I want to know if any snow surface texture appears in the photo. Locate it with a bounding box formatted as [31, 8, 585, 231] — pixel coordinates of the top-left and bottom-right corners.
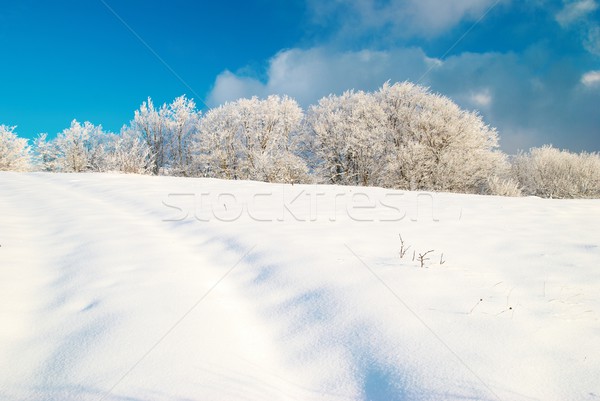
[0, 172, 599, 401]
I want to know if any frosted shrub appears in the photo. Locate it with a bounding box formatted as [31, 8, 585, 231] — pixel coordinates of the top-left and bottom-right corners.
[484, 175, 522, 197]
[513, 145, 600, 198]
[0, 125, 31, 171]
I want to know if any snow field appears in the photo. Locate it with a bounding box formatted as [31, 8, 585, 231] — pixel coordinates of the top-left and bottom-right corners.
[0, 172, 599, 400]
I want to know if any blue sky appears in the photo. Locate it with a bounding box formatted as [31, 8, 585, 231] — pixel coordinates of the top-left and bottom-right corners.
[1, 0, 599, 153]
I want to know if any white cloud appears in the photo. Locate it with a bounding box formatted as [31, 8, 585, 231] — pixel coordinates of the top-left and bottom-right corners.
[556, 0, 598, 26]
[306, 0, 506, 39]
[581, 70, 600, 86]
[469, 89, 493, 107]
[584, 25, 600, 55]
[208, 71, 266, 105]
[401, 0, 504, 34]
[208, 47, 436, 107]
[555, 0, 600, 56]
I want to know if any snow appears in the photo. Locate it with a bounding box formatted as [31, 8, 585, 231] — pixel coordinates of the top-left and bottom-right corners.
[1, 172, 599, 401]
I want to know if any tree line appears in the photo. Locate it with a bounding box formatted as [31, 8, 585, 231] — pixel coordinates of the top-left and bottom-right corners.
[1, 81, 598, 198]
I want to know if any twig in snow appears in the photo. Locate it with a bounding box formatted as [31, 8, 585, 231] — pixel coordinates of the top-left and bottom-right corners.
[506, 288, 514, 307]
[496, 306, 513, 316]
[399, 234, 411, 258]
[469, 298, 483, 314]
[417, 250, 434, 268]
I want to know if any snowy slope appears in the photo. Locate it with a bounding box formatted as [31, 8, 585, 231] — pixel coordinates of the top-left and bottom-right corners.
[0, 172, 599, 401]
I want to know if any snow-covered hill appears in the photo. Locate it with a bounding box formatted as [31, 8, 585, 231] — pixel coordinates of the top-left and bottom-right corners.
[1, 172, 599, 401]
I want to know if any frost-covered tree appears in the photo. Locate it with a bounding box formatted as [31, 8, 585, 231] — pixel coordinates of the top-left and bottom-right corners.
[52, 120, 114, 172]
[108, 127, 154, 174]
[236, 95, 307, 182]
[193, 95, 308, 183]
[194, 102, 242, 179]
[131, 98, 169, 174]
[33, 133, 60, 172]
[375, 82, 506, 193]
[87, 129, 117, 172]
[54, 120, 91, 172]
[304, 82, 507, 193]
[129, 95, 200, 175]
[305, 90, 387, 186]
[34, 122, 153, 174]
[0, 125, 31, 171]
[512, 145, 600, 198]
[165, 95, 200, 176]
